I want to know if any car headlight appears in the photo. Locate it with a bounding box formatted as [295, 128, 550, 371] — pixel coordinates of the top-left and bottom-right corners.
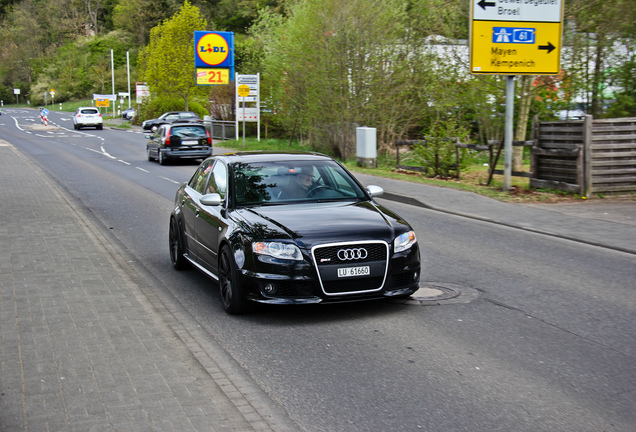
[394, 231, 416, 253]
[252, 242, 302, 261]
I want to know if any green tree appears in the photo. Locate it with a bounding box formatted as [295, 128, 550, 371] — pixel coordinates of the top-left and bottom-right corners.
[564, 0, 636, 117]
[253, 0, 442, 156]
[112, 0, 178, 45]
[138, 0, 207, 111]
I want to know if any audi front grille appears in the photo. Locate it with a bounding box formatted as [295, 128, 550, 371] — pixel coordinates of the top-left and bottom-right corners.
[311, 241, 389, 296]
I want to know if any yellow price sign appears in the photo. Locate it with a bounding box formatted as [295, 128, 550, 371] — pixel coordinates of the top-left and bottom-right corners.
[196, 68, 230, 85]
[95, 99, 109, 107]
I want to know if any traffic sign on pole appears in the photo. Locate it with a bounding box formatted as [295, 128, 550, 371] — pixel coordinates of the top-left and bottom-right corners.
[469, 0, 564, 75]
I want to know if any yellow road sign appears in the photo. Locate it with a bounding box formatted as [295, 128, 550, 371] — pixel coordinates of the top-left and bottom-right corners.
[470, 0, 564, 76]
[470, 20, 562, 75]
[237, 84, 250, 97]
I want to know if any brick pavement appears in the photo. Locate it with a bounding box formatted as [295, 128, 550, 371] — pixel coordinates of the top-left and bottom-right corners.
[0, 141, 287, 431]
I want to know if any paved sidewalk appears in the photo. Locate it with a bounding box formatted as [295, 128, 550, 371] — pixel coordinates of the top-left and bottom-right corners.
[0, 142, 290, 431]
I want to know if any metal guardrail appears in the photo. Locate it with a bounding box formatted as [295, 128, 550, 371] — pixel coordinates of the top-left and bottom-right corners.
[203, 119, 236, 141]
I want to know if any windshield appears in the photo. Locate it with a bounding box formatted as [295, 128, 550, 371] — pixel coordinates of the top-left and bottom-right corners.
[171, 126, 207, 137]
[232, 160, 368, 206]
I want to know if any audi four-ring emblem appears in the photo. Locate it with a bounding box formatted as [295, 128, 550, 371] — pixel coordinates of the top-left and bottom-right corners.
[337, 248, 368, 260]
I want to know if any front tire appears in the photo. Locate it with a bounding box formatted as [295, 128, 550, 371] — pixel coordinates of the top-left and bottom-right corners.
[169, 218, 188, 270]
[218, 245, 250, 314]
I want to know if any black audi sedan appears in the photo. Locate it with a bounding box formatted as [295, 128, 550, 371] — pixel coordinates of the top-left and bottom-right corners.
[169, 152, 421, 313]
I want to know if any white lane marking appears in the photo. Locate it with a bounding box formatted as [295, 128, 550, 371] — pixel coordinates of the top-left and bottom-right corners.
[136, 167, 149, 173]
[160, 176, 180, 184]
[11, 116, 24, 131]
[118, 160, 131, 165]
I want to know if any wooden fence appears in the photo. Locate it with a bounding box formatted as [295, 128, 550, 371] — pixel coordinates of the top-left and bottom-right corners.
[531, 116, 636, 196]
[394, 116, 636, 196]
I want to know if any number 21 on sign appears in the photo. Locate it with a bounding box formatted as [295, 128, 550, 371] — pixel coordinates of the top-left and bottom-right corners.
[196, 68, 229, 85]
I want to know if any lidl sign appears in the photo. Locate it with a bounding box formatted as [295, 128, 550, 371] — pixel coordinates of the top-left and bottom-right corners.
[194, 31, 234, 68]
[470, 0, 564, 75]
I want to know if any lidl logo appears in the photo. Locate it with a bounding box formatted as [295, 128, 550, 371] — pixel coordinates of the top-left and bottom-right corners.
[195, 31, 233, 68]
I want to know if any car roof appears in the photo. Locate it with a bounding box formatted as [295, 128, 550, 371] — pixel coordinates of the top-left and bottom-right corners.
[165, 122, 205, 128]
[213, 151, 333, 164]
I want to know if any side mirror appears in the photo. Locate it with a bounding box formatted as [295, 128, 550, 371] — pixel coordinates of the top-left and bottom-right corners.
[200, 193, 222, 206]
[144, 134, 153, 139]
[366, 185, 384, 197]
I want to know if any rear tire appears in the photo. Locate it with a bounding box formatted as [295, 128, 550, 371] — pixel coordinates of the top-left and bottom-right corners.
[218, 245, 250, 314]
[146, 147, 154, 161]
[158, 150, 166, 165]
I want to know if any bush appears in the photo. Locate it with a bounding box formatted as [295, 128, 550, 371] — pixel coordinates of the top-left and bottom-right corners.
[411, 120, 471, 178]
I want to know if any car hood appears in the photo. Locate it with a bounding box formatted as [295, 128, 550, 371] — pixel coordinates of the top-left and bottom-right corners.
[233, 200, 409, 248]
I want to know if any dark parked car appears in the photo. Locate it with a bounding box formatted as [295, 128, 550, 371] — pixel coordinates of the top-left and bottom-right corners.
[146, 123, 212, 165]
[142, 111, 201, 131]
[121, 107, 136, 120]
[169, 152, 421, 314]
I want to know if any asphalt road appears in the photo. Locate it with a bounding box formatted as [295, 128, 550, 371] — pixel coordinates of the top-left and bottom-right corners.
[2, 108, 635, 431]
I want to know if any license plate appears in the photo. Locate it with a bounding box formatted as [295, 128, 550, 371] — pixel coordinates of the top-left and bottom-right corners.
[337, 266, 370, 278]
[182, 140, 197, 145]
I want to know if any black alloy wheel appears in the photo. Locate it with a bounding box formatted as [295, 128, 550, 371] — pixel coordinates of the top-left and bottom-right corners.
[146, 147, 154, 161]
[169, 218, 188, 270]
[158, 150, 166, 165]
[218, 245, 249, 314]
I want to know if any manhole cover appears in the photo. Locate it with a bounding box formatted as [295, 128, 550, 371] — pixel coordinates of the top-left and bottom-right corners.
[388, 282, 479, 306]
[411, 284, 460, 301]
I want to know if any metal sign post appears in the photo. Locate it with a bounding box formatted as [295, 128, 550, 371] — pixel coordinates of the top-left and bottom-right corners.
[504, 76, 515, 191]
[235, 74, 261, 143]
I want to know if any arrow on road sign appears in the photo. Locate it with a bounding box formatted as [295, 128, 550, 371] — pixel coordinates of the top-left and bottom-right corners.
[478, 0, 496, 10]
[538, 42, 556, 53]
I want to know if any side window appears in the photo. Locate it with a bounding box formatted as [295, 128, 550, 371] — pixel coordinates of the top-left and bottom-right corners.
[189, 160, 214, 193]
[206, 161, 228, 198]
[329, 168, 356, 195]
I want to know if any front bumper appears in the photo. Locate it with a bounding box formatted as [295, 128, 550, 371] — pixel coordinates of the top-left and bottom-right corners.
[239, 244, 421, 305]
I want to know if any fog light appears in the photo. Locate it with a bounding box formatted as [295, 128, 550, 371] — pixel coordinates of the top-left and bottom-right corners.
[263, 283, 277, 295]
[413, 271, 418, 281]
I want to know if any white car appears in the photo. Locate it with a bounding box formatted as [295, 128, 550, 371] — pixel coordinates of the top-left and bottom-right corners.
[73, 107, 103, 130]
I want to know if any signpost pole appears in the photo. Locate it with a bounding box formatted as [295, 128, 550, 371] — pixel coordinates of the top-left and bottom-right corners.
[242, 99, 246, 147]
[503, 75, 515, 191]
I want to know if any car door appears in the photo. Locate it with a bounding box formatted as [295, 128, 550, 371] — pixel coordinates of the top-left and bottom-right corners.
[147, 126, 163, 158]
[180, 159, 214, 261]
[195, 160, 228, 273]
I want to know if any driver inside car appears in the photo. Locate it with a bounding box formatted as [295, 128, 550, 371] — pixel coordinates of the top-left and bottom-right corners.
[280, 167, 316, 199]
